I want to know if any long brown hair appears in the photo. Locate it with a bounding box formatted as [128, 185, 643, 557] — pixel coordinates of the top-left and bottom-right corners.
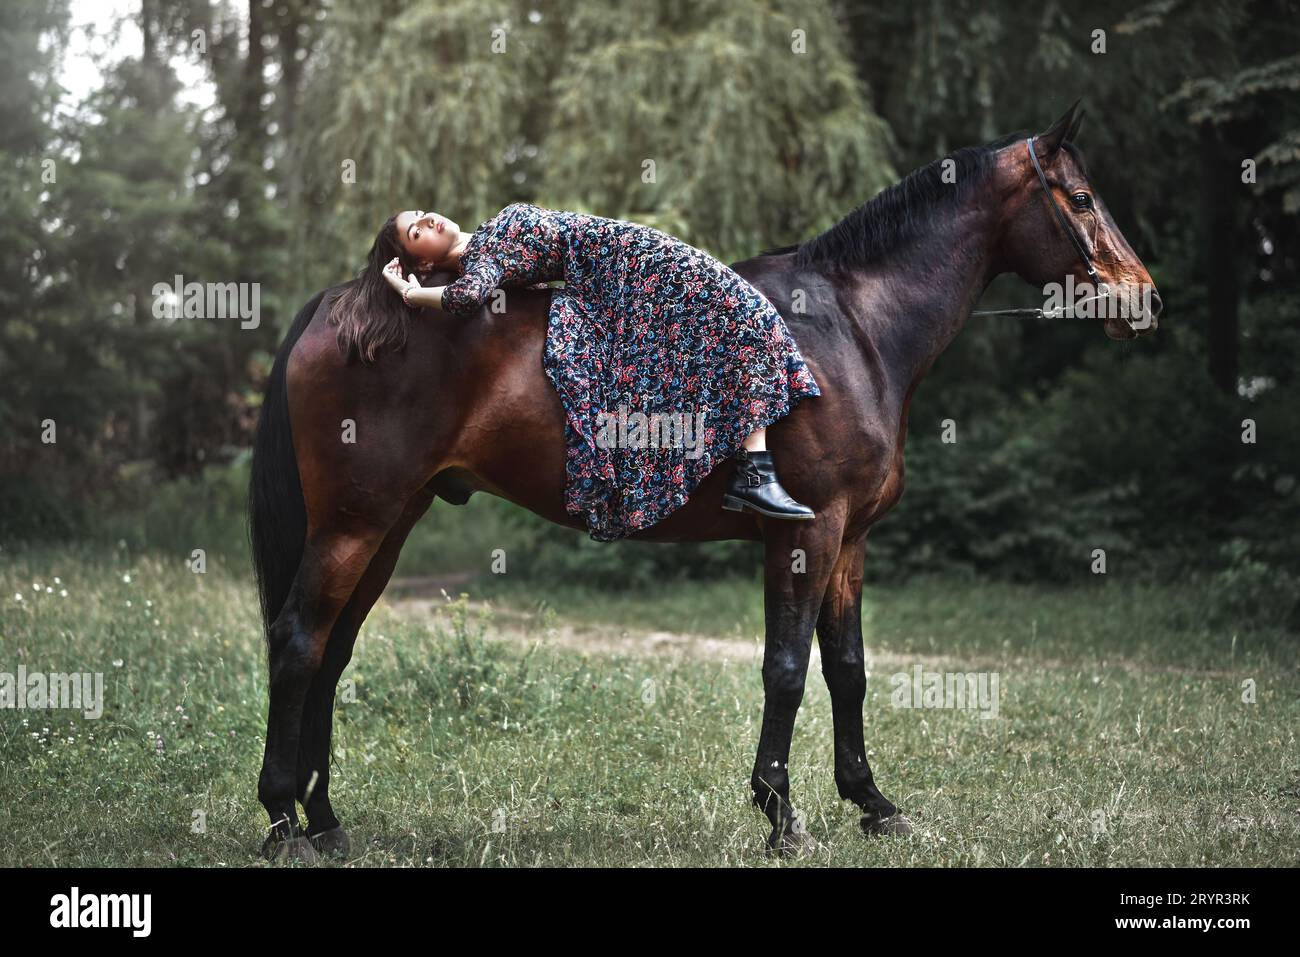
[328, 214, 418, 364]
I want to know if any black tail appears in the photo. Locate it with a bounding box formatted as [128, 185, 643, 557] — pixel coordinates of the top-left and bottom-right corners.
[248, 289, 328, 646]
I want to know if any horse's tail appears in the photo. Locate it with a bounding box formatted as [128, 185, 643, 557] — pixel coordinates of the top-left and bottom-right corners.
[248, 289, 326, 649]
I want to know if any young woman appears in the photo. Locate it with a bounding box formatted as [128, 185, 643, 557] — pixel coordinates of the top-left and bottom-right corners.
[331, 202, 820, 541]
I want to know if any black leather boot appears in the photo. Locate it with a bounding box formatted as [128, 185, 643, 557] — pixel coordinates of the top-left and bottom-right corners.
[723, 449, 815, 520]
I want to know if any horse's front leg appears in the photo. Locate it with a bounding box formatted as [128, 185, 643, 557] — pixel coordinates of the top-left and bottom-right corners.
[751, 514, 843, 855]
[815, 534, 909, 836]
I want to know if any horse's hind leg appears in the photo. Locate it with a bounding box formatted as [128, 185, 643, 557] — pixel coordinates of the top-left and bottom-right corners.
[257, 518, 392, 861]
[297, 489, 435, 857]
[814, 535, 909, 836]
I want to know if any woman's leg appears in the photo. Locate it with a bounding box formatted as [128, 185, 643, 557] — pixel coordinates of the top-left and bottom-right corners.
[725, 428, 814, 521]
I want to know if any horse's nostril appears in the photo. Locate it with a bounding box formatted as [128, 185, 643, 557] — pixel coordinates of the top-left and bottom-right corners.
[1149, 289, 1164, 317]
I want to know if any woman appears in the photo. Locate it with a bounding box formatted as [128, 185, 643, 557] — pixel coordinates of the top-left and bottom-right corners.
[333, 202, 819, 541]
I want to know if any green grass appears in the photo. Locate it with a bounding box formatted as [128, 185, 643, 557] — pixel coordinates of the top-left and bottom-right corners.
[476, 572, 1296, 671]
[0, 543, 1296, 867]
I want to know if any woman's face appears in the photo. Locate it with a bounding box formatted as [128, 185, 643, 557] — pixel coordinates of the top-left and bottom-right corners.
[395, 209, 461, 268]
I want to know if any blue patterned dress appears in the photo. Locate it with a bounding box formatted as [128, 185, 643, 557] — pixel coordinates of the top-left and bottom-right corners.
[441, 203, 821, 541]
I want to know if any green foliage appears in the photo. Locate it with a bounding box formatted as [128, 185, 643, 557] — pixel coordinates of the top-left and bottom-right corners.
[1206, 539, 1300, 630]
[3, 0, 1299, 597]
[537, 0, 895, 259]
[93, 455, 254, 562]
[502, 522, 757, 593]
[397, 493, 759, 591]
[0, 474, 87, 541]
[313, 0, 894, 264]
[870, 338, 1300, 591]
[1162, 46, 1300, 210]
[313, 0, 540, 266]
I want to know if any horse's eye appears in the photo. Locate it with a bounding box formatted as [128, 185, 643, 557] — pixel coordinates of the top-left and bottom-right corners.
[1071, 192, 1092, 209]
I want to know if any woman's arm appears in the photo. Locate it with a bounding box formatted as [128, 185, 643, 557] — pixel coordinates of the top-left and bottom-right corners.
[439, 260, 505, 317]
[402, 284, 444, 309]
[382, 256, 501, 317]
[381, 257, 445, 310]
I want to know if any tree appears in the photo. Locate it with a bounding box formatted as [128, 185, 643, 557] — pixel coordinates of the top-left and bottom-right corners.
[308, 0, 895, 268]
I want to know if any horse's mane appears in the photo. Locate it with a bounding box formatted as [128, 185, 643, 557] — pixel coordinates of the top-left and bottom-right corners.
[771, 131, 1083, 271]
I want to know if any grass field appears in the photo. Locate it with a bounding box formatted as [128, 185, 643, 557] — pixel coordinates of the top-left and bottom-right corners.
[1, 543, 1297, 867]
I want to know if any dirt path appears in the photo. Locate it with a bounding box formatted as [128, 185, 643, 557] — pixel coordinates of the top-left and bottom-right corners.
[387, 576, 953, 673]
[383, 576, 1248, 679]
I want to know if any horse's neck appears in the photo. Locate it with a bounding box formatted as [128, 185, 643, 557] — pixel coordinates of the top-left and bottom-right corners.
[861, 204, 1003, 397]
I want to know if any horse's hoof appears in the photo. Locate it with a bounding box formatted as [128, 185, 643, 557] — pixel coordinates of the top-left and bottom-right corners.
[310, 826, 351, 859]
[263, 835, 319, 864]
[861, 812, 912, 837]
[766, 820, 819, 857]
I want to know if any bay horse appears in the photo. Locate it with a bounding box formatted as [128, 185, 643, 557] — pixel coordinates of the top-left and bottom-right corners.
[248, 104, 1160, 860]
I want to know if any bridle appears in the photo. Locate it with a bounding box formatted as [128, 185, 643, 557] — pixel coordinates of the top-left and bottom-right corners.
[973, 135, 1110, 321]
[1025, 135, 1098, 284]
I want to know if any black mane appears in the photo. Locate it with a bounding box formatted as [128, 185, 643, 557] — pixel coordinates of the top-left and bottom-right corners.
[781, 132, 1035, 271]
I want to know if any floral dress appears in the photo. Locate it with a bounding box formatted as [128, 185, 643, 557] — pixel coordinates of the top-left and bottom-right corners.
[441, 202, 820, 541]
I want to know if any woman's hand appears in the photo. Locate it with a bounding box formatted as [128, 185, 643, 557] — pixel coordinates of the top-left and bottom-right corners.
[382, 257, 418, 298]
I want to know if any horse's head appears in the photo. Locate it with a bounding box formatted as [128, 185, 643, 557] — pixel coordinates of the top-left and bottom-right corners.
[997, 104, 1161, 340]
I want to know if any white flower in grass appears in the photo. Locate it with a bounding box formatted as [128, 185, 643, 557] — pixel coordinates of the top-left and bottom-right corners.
[60, 589, 68, 598]
[14, 593, 22, 602]
[122, 573, 131, 584]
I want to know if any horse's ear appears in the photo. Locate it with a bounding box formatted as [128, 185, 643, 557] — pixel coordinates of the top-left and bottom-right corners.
[1066, 108, 1087, 143]
[1035, 100, 1081, 160]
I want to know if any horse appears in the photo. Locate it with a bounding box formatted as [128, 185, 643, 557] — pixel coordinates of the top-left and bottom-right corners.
[248, 104, 1161, 860]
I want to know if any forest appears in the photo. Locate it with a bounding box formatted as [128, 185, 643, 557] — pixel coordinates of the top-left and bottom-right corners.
[2, 0, 1297, 627]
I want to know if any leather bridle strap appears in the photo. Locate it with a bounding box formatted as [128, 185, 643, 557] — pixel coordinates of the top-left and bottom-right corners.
[1026, 135, 1098, 282]
[973, 137, 1135, 326]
